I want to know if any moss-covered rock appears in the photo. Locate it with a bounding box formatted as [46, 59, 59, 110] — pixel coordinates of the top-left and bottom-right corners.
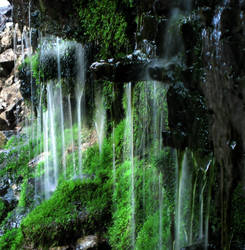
[20, 178, 111, 248]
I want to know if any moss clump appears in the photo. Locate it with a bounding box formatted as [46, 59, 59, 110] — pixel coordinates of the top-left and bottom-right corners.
[19, 51, 44, 85]
[0, 135, 37, 180]
[75, 0, 134, 59]
[0, 228, 23, 250]
[136, 210, 171, 250]
[21, 178, 110, 248]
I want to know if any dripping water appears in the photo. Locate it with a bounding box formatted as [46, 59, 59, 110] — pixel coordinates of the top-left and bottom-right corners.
[75, 44, 85, 176]
[94, 92, 106, 154]
[68, 94, 76, 175]
[159, 173, 163, 250]
[47, 82, 58, 193]
[126, 82, 135, 249]
[56, 37, 66, 174]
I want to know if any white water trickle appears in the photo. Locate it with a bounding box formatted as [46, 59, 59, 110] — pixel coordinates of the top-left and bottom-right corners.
[175, 152, 191, 250]
[199, 179, 206, 240]
[153, 81, 157, 146]
[56, 37, 66, 174]
[13, 23, 17, 80]
[34, 86, 43, 202]
[159, 173, 163, 250]
[126, 82, 135, 249]
[212, 0, 230, 57]
[21, 30, 25, 63]
[43, 111, 50, 199]
[204, 160, 212, 250]
[28, 1, 34, 142]
[68, 94, 76, 175]
[75, 44, 85, 176]
[95, 93, 106, 154]
[47, 82, 58, 190]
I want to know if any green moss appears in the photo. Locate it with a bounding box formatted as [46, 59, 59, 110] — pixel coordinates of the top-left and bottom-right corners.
[0, 138, 37, 180]
[136, 210, 171, 250]
[75, 0, 133, 58]
[18, 179, 29, 209]
[19, 51, 44, 85]
[0, 228, 23, 250]
[21, 179, 108, 247]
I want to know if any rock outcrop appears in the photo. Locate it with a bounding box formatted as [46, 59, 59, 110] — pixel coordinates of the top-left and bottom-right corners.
[0, 18, 27, 133]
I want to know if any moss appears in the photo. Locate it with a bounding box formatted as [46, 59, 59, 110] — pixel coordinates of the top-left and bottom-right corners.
[19, 51, 44, 85]
[75, 0, 134, 59]
[136, 210, 171, 250]
[0, 228, 23, 250]
[20, 178, 109, 247]
[0, 136, 37, 180]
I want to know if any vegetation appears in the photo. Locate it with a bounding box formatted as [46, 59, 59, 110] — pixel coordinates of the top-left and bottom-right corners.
[74, 0, 134, 58]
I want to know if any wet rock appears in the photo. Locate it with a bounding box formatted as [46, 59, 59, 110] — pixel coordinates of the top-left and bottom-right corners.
[75, 235, 98, 250]
[0, 177, 9, 196]
[180, 240, 218, 250]
[3, 188, 18, 209]
[153, 0, 171, 16]
[139, 15, 157, 42]
[0, 116, 9, 130]
[166, 83, 211, 152]
[90, 55, 177, 83]
[0, 207, 28, 234]
[50, 235, 111, 250]
[0, 49, 15, 77]
[28, 152, 46, 168]
[5, 98, 23, 128]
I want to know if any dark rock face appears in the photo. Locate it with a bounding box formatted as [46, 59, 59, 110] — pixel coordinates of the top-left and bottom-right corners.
[200, 1, 245, 248]
[12, 0, 80, 40]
